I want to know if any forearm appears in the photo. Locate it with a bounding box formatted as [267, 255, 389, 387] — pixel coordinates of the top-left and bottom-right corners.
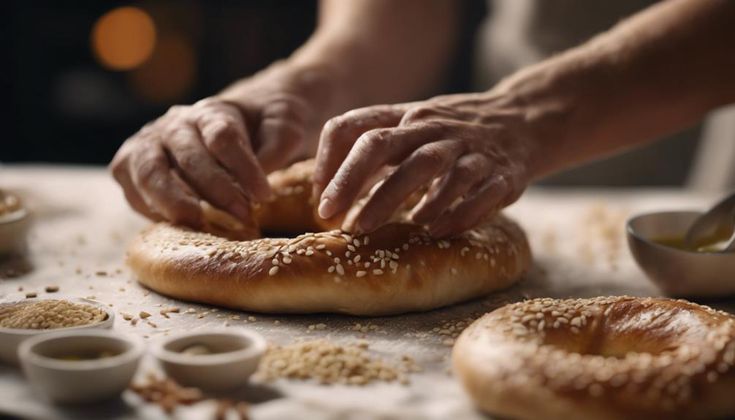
[222, 0, 460, 117]
[299, 0, 460, 106]
[497, 0, 735, 179]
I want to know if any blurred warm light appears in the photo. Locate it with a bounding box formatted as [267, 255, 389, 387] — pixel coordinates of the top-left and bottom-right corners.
[128, 35, 197, 103]
[92, 7, 156, 71]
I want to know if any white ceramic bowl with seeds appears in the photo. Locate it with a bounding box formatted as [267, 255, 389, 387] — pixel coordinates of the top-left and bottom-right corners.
[0, 298, 115, 365]
[151, 328, 267, 390]
[18, 329, 144, 403]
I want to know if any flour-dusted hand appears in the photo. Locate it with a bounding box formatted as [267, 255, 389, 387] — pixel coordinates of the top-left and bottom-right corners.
[313, 92, 539, 237]
[110, 62, 335, 228]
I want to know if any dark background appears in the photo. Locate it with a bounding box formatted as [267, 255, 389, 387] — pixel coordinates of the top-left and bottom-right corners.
[2, 0, 484, 165]
[3, 1, 705, 187]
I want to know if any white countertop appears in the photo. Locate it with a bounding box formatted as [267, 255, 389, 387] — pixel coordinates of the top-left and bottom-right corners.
[1, 165, 733, 420]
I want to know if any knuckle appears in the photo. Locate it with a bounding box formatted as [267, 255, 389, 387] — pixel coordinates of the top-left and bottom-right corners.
[205, 133, 231, 155]
[341, 108, 369, 120]
[453, 163, 475, 181]
[207, 118, 240, 143]
[135, 157, 162, 185]
[194, 97, 219, 108]
[322, 116, 342, 134]
[415, 146, 446, 168]
[165, 104, 187, 117]
[175, 151, 198, 172]
[358, 129, 390, 151]
[162, 125, 190, 143]
[323, 116, 352, 140]
[402, 106, 436, 123]
[109, 156, 128, 180]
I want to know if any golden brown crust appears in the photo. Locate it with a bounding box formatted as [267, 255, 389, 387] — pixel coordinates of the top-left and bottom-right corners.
[127, 159, 531, 315]
[452, 296, 735, 420]
[128, 216, 530, 315]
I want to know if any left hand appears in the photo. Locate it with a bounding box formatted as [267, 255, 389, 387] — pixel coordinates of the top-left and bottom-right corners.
[312, 92, 538, 237]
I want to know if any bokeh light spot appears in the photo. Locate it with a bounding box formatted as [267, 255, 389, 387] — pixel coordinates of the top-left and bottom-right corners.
[92, 7, 156, 71]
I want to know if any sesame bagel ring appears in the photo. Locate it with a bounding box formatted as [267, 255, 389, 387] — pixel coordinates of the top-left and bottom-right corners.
[452, 296, 735, 420]
[127, 160, 531, 315]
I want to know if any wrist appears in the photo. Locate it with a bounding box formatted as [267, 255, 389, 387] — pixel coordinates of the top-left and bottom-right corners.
[287, 35, 371, 114]
[489, 73, 577, 181]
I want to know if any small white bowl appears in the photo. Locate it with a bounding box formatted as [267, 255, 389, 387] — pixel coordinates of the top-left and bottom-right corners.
[151, 328, 266, 390]
[18, 329, 144, 404]
[0, 206, 30, 255]
[0, 298, 115, 365]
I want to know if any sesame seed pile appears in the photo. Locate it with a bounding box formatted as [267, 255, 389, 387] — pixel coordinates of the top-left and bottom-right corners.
[256, 340, 420, 385]
[485, 296, 735, 410]
[0, 299, 107, 329]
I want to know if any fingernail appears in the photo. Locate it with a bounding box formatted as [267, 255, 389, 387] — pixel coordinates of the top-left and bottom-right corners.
[318, 197, 336, 219]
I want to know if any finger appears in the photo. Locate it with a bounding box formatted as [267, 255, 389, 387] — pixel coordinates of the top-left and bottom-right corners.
[162, 123, 253, 222]
[355, 140, 464, 232]
[312, 105, 407, 201]
[197, 113, 272, 202]
[110, 157, 163, 221]
[128, 140, 203, 227]
[318, 122, 446, 219]
[255, 97, 308, 173]
[428, 174, 511, 238]
[411, 153, 492, 224]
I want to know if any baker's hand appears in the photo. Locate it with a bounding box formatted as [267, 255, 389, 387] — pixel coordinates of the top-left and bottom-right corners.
[110, 62, 332, 227]
[313, 92, 536, 237]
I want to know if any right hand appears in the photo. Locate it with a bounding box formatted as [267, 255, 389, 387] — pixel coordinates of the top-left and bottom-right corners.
[110, 62, 335, 228]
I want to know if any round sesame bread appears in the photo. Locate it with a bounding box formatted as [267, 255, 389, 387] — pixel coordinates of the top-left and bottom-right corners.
[452, 296, 735, 420]
[127, 160, 531, 316]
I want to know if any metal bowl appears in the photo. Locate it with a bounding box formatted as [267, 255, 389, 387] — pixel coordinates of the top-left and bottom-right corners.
[627, 211, 735, 298]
